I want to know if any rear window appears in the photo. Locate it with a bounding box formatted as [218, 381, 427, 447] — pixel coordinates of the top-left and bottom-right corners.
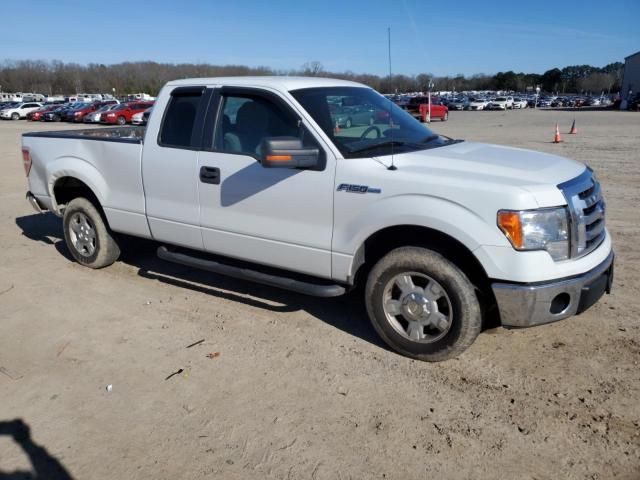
[159, 89, 204, 148]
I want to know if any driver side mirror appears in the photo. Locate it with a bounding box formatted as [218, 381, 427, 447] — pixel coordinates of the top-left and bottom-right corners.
[260, 137, 319, 169]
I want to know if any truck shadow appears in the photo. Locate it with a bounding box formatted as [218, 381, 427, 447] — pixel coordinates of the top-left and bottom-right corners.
[0, 419, 73, 480]
[15, 213, 386, 350]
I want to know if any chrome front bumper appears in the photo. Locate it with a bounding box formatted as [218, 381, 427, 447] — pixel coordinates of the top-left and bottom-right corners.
[492, 251, 614, 328]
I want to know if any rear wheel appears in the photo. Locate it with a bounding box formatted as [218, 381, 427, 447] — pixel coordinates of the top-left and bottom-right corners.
[365, 247, 481, 361]
[345, 118, 352, 128]
[63, 197, 120, 269]
[116, 115, 126, 126]
[441, 111, 448, 121]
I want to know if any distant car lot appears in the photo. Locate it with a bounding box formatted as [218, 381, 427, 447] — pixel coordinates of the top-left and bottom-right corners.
[389, 91, 621, 113]
[0, 96, 156, 126]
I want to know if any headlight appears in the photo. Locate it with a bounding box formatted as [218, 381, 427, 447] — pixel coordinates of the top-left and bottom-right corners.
[497, 207, 569, 261]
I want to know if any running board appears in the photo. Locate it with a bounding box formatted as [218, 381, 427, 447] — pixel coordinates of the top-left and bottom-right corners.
[157, 246, 346, 298]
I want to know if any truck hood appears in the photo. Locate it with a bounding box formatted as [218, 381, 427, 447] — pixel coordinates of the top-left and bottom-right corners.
[388, 141, 585, 188]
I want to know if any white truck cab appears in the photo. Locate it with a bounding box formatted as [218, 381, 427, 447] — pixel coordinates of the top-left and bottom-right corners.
[22, 77, 613, 361]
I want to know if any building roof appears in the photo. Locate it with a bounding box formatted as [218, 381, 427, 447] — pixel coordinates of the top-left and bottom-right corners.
[166, 76, 366, 91]
[625, 50, 640, 61]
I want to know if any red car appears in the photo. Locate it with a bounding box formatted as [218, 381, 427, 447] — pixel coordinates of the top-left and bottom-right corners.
[100, 102, 154, 125]
[27, 104, 61, 121]
[404, 96, 449, 121]
[69, 100, 119, 123]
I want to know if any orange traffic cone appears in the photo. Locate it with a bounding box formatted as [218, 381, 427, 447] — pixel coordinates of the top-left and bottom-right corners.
[334, 120, 340, 134]
[553, 123, 562, 143]
[569, 119, 577, 134]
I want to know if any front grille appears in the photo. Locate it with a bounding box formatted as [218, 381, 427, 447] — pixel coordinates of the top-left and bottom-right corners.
[559, 169, 606, 258]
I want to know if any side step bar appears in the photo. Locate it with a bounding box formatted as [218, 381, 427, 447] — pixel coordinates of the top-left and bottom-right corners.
[157, 246, 346, 298]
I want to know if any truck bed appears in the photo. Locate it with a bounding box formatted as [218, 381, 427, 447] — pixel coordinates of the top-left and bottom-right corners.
[23, 126, 150, 238]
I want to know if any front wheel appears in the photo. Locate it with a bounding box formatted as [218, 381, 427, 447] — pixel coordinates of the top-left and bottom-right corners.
[441, 111, 449, 121]
[116, 115, 126, 126]
[365, 247, 481, 361]
[63, 197, 120, 269]
[11, 112, 19, 120]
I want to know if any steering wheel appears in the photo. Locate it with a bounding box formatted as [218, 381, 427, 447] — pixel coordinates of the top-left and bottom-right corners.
[360, 125, 381, 139]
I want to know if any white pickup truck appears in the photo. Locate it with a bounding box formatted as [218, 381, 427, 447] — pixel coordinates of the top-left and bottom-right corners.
[22, 77, 614, 361]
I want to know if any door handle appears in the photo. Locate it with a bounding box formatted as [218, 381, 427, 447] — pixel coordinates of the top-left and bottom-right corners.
[199, 166, 220, 185]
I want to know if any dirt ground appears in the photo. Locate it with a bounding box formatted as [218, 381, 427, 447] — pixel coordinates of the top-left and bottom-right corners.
[0, 109, 638, 480]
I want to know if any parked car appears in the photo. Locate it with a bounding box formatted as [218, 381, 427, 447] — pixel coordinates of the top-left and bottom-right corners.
[0, 102, 43, 120]
[512, 98, 528, 109]
[468, 98, 489, 110]
[536, 98, 552, 108]
[404, 96, 449, 121]
[101, 102, 154, 125]
[68, 101, 119, 123]
[131, 111, 144, 126]
[42, 103, 83, 122]
[449, 98, 469, 110]
[21, 76, 613, 362]
[27, 104, 61, 121]
[130, 107, 153, 126]
[488, 97, 510, 110]
[83, 104, 119, 123]
[330, 103, 378, 128]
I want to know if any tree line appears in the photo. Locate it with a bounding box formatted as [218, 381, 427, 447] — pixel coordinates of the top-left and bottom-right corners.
[0, 59, 624, 96]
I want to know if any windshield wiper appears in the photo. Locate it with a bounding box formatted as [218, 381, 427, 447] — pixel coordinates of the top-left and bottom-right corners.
[346, 139, 427, 155]
[416, 134, 440, 143]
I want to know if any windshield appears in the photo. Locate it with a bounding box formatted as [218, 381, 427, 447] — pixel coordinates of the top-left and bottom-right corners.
[495, 97, 507, 101]
[291, 87, 452, 158]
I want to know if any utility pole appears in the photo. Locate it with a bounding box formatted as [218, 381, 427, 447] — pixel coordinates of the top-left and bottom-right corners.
[427, 78, 434, 122]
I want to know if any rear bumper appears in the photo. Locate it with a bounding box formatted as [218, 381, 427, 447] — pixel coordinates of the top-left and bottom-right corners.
[492, 251, 614, 328]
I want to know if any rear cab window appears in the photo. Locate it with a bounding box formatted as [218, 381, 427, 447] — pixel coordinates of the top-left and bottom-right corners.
[158, 87, 206, 149]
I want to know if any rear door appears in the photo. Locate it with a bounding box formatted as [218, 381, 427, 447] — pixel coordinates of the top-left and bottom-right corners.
[195, 87, 336, 278]
[142, 86, 211, 249]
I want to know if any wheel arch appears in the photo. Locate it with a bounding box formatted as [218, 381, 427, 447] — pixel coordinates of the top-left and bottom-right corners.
[46, 158, 109, 215]
[53, 176, 101, 210]
[351, 224, 500, 327]
[354, 225, 488, 286]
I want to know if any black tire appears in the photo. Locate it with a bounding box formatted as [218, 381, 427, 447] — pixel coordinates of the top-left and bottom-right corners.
[11, 112, 19, 120]
[116, 115, 126, 126]
[365, 247, 481, 361]
[63, 197, 120, 269]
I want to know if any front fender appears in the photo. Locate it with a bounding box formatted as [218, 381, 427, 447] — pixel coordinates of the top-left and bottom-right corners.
[331, 194, 510, 281]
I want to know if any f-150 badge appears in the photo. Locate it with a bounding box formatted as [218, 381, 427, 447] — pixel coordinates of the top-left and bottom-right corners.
[337, 183, 381, 194]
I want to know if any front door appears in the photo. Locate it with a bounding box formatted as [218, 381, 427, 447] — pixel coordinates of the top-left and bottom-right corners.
[196, 87, 335, 278]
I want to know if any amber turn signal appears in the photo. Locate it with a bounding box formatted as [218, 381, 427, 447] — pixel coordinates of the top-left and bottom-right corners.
[497, 211, 523, 248]
[265, 155, 292, 162]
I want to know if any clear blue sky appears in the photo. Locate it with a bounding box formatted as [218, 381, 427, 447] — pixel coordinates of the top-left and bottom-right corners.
[2, 0, 638, 76]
